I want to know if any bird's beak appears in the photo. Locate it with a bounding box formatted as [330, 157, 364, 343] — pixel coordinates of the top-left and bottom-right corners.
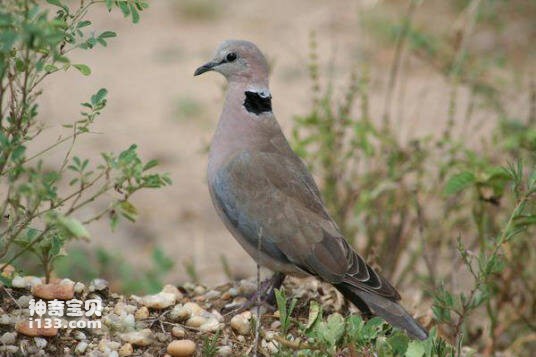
[194, 61, 218, 76]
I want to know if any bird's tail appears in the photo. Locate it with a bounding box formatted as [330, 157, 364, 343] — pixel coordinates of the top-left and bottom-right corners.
[335, 283, 428, 340]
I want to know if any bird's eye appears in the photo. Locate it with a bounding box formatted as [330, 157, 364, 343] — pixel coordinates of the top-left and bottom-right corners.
[226, 52, 237, 62]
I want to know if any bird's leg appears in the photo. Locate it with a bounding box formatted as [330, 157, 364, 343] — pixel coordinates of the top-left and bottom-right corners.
[223, 273, 286, 314]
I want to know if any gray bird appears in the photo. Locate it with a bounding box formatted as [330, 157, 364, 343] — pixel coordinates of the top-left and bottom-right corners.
[195, 40, 428, 340]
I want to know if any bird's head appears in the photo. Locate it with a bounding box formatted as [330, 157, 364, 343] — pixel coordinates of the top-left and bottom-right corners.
[194, 40, 269, 84]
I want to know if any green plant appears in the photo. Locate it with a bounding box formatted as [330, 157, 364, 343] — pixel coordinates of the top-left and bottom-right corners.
[201, 329, 221, 357]
[0, 0, 170, 283]
[290, 1, 534, 355]
[274, 288, 298, 335]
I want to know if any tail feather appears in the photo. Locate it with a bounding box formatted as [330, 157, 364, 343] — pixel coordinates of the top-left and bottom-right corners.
[335, 283, 428, 340]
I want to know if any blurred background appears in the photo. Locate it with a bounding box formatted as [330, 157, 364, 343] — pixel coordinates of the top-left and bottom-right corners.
[28, 0, 533, 291]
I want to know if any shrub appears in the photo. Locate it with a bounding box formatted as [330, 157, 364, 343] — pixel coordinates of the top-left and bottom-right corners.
[0, 0, 170, 283]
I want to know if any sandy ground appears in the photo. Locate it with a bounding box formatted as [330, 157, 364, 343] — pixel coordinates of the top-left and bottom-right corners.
[33, 0, 532, 286]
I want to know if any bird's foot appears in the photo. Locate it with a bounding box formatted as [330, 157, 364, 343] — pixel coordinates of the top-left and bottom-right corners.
[222, 272, 285, 315]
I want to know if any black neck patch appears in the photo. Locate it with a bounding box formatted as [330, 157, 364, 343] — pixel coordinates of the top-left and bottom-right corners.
[243, 91, 272, 115]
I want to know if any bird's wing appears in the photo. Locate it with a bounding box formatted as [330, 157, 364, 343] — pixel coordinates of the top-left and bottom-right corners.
[211, 149, 400, 300]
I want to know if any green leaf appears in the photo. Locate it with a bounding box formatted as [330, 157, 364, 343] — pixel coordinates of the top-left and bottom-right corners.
[318, 313, 345, 347]
[73, 64, 91, 76]
[99, 31, 117, 39]
[444, 171, 476, 195]
[119, 200, 138, 222]
[44, 64, 59, 73]
[143, 159, 159, 171]
[405, 340, 426, 357]
[57, 216, 90, 239]
[305, 300, 321, 330]
[77, 20, 91, 28]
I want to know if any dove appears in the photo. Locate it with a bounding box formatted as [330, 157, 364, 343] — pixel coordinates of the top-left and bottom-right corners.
[194, 40, 428, 340]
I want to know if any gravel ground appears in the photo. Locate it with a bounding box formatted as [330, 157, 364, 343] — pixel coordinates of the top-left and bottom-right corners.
[0, 273, 390, 356]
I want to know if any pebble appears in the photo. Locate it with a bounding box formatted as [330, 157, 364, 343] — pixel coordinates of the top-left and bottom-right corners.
[74, 282, 86, 294]
[204, 290, 221, 300]
[17, 295, 32, 308]
[171, 326, 185, 338]
[162, 284, 183, 301]
[98, 339, 121, 352]
[60, 278, 75, 286]
[15, 320, 58, 337]
[238, 280, 256, 295]
[32, 283, 74, 300]
[134, 306, 149, 319]
[141, 292, 176, 309]
[167, 339, 196, 357]
[0, 345, 18, 354]
[0, 332, 17, 345]
[118, 343, 133, 356]
[12, 276, 41, 289]
[120, 329, 153, 346]
[169, 302, 203, 321]
[73, 330, 86, 340]
[0, 315, 12, 325]
[89, 278, 109, 291]
[193, 285, 206, 295]
[75, 341, 88, 355]
[217, 346, 233, 356]
[262, 338, 280, 354]
[198, 317, 223, 332]
[114, 302, 137, 315]
[185, 315, 206, 329]
[271, 320, 281, 329]
[34, 337, 47, 349]
[230, 311, 252, 335]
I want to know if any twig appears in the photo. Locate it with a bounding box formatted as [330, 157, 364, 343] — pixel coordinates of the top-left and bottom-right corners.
[382, 0, 421, 130]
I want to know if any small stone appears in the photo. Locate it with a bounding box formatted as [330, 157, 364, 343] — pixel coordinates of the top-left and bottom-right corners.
[11, 276, 25, 288]
[171, 326, 185, 338]
[89, 278, 109, 291]
[156, 332, 170, 343]
[185, 315, 207, 328]
[34, 337, 47, 349]
[16, 320, 58, 337]
[0, 346, 18, 354]
[0, 332, 17, 345]
[118, 343, 133, 356]
[60, 278, 75, 286]
[134, 306, 149, 319]
[98, 339, 121, 352]
[270, 320, 281, 330]
[120, 329, 153, 346]
[73, 330, 86, 340]
[17, 295, 32, 308]
[169, 302, 203, 321]
[230, 311, 252, 335]
[228, 287, 239, 296]
[238, 280, 256, 295]
[193, 285, 206, 295]
[199, 317, 222, 332]
[74, 282, 85, 294]
[217, 346, 233, 356]
[141, 292, 175, 309]
[162, 284, 183, 301]
[204, 290, 221, 300]
[114, 302, 137, 315]
[75, 341, 88, 354]
[32, 283, 74, 300]
[0, 315, 12, 325]
[262, 338, 280, 354]
[167, 339, 196, 357]
[221, 292, 232, 300]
